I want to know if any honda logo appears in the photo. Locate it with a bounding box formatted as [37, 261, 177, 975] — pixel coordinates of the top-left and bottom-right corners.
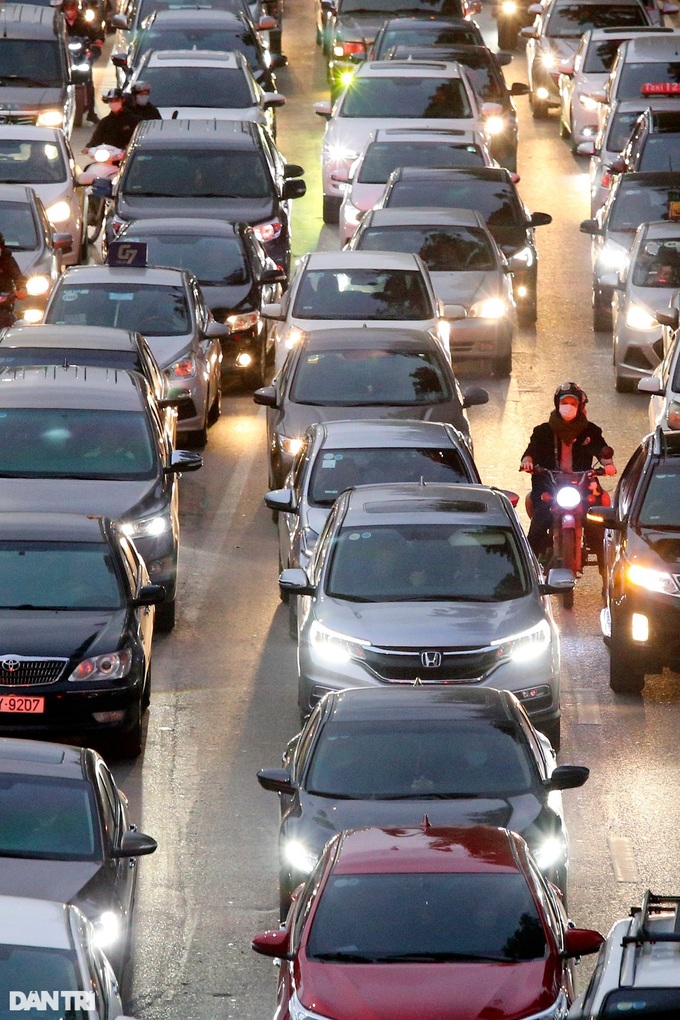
[420, 651, 442, 668]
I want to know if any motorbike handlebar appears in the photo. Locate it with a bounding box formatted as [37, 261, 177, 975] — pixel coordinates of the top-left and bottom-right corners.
[520, 465, 608, 478]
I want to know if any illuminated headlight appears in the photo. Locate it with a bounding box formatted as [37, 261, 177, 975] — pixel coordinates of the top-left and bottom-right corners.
[579, 93, 599, 111]
[512, 245, 534, 267]
[46, 200, 71, 224]
[25, 275, 50, 297]
[37, 110, 64, 128]
[309, 620, 369, 666]
[283, 840, 318, 875]
[541, 52, 556, 69]
[469, 297, 507, 319]
[625, 303, 658, 331]
[437, 319, 450, 346]
[68, 649, 132, 682]
[165, 354, 196, 380]
[277, 434, 304, 456]
[491, 620, 552, 663]
[84, 6, 96, 19]
[536, 87, 550, 100]
[532, 835, 566, 871]
[597, 241, 628, 273]
[22, 308, 43, 323]
[290, 991, 332, 1020]
[120, 512, 169, 539]
[93, 911, 120, 948]
[94, 147, 112, 163]
[284, 326, 304, 350]
[484, 115, 506, 136]
[73, 61, 91, 73]
[555, 485, 581, 509]
[339, 69, 355, 87]
[501, 0, 517, 11]
[227, 310, 260, 332]
[325, 144, 359, 163]
[628, 563, 679, 595]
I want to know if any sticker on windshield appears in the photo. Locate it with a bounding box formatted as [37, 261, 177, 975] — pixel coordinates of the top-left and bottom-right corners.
[61, 291, 80, 302]
[348, 532, 362, 540]
[107, 292, 135, 301]
[669, 202, 680, 220]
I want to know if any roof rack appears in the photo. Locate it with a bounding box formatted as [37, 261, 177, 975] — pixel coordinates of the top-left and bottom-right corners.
[620, 892, 680, 987]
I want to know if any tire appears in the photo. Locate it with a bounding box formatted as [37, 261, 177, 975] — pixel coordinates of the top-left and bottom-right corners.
[593, 288, 612, 332]
[207, 385, 221, 426]
[155, 597, 176, 633]
[561, 527, 577, 573]
[322, 195, 341, 224]
[518, 292, 538, 325]
[497, 21, 517, 49]
[530, 90, 549, 120]
[117, 704, 143, 758]
[493, 350, 512, 378]
[542, 718, 561, 752]
[246, 342, 267, 389]
[609, 636, 645, 693]
[615, 373, 637, 393]
[288, 596, 298, 639]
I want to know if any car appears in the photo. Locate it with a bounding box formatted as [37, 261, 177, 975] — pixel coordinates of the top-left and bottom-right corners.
[375, 165, 552, 323]
[100, 119, 306, 277]
[281, 482, 571, 741]
[382, 45, 528, 171]
[612, 106, 680, 173]
[252, 824, 604, 1020]
[370, 16, 485, 60]
[0, 184, 72, 319]
[522, 0, 652, 121]
[337, 128, 496, 244]
[0, 366, 203, 635]
[43, 264, 225, 445]
[580, 169, 680, 331]
[605, 221, 680, 390]
[348, 208, 516, 376]
[587, 427, 680, 693]
[253, 328, 489, 488]
[0, 125, 85, 266]
[264, 250, 452, 371]
[112, 0, 275, 49]
[125, 50, 285, 136]
[570, 890, 680, 1018]
[257, 685, 591, 914]
[558, 27, 674, 150]
[639, 298, 680, 429]
[0, 895, 130, 1020]
[314, 59, 495, 224]
[597, 31, 680, 113]
[0, 737, 156, 968]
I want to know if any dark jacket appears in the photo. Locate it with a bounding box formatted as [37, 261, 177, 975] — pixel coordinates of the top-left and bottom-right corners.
[86, 109, 141, 150]
[130, 101, 162, 121]
[522, 420, 611, 494]
[0, 250, 26, 292]
[63, 10, 105, 47]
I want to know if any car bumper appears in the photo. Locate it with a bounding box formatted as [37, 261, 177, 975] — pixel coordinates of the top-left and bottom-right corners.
[449, 316, 513, 361]
[219, 325, 265, 374]
[0, 675, 145, 740]
[615, 586, 680, 670]
[614, 328, 664, 382]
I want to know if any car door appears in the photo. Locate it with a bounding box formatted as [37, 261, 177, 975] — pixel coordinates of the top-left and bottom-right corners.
[96, 761, 137, 939]
[193, 279, 221, 403]
[279, 438, 311, 568]
[607, 443, 646, 595]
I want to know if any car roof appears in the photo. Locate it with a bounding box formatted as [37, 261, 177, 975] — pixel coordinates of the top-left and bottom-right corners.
[0, 4, 61, 36]
[0, 125, 63, 143]
[0, 734, 88, 778]
[301, 326, 441, 350]
[638, 219, 680, 240]
[0, 511, 110, 543]
[0, 323, 140, 351]
[364, 207, 486, 228]
[647, 108, 680, 129]
[0, 365, 149, 411]
[0, 897, 73, 950]
[371, 127, 480, 144]
[333, 825, 521, 875]
[616, 170, 680, 190]
[144, 49, 244, 68]
[326, 685, 516, 723]
[342, 482, 509, 525]
[132, 118, 259, 148]
[0, 184, 34, 205]
[122, 217, 241, 238]
[390, 165, 512, 183]
[304, 250, 422, 271]
[311, 419, 469, 448]
[618, 32, 680, 58]
[56, 264, 191, 286]
[355, 59, 466, 79]
[145, 7, 245, 24]
[588, 25, 675, 39]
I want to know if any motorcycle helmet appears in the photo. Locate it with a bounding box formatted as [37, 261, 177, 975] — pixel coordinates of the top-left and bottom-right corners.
[102, 88, 124, 104]
[131, 80, 151, 94]
[553, 380, 587, 411]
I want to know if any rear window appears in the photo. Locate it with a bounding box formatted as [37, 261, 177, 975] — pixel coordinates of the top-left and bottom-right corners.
[340, 0, 464, 13]
[341, 76, 472, 119]
[546, 3, 648, 37]
[358, 141, 485, 183]
[609, 181, 680, 230]
[0, 139, 66, 185]
[292, 268, 434, 319]
[617, 61, 680, 101]
[0, 348, 140, 371]
[0, 39, 64, 88]
[631, 238, 680, 287]
[584, 37, 630, 74]
[356, 224, 498, 272]
[46, 282, 192, 336]
[638, 461, 680, 526]
[0, 773, 100, 858]
[605, 107, 644, 151]
[0, 201, 38, 250]
[375, 24, 482, 55]
[135, 25, 261, 69]
[120, 232, 250, 286]
[290, 348, 450, 407]
[141, 66, 254, 108]
[637, 134, 680, 171]
[123, 148, 273, 199]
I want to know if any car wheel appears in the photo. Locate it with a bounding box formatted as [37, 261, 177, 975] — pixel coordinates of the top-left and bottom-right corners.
[207, 385, 221, 426]
[247, 342, 267, 389]
[615, 372, 637, 393]
[518, 292, 538, 325]
[593, 287, 612, 332]
[609, 616, 645, 693]
[117, 703, 143, 758]
[541, 718, 561, 752]
[288, 596, 298, 639]
[155, 597, 176, 633]
[497, 22, 517, 49]
[322, 195, 341, 224]
[530, 90, 549, 120]
[493, 350, 512, 378]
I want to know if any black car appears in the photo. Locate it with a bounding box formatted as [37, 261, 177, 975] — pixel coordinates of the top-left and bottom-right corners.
[376, 165, 552, 323]
[0, 736, 156, 972]
[370, 16, 485, 59]
[116, 218, 287, 388]
[588, 428, 680, 694]
[257, 686, 590, 915]
[105, 119, 306, 277]
[0, 513, 165, 756]
[613, 107, 680, 174]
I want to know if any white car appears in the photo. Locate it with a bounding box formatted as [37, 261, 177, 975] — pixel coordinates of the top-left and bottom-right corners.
[314, 59, 498, 223]
[126, 50, 285, 135]
[639, 293, 680, 428]
[263, 250, 455, 370]
[337, 127, 495, 244]
[590, 30, 680, 116]
[0, 126, 85, 266]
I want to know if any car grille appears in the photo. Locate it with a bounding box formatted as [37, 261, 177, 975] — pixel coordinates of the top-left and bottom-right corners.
[362, 645, 500, 684]
[0, 113, 39, 126]
[0, 656, 68, 686]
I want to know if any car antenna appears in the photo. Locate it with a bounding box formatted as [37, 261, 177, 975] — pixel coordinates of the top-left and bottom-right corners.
[422, 814, 431, 830]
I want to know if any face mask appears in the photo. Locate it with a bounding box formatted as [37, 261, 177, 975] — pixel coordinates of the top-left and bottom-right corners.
[559, 403, 578, 421]
[109, 101, 123, 113]
[136, 94, 150, 105]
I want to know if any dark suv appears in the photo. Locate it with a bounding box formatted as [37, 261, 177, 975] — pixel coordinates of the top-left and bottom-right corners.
[613, 107, 680, 174]
[104, 119, 305, 275]
[588, 428, 680, 693]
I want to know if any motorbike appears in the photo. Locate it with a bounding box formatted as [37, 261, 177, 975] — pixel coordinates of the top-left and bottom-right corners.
[77, 146, 124, 244]
[67, 37, 99, 128]
[524, 456, 613, 609]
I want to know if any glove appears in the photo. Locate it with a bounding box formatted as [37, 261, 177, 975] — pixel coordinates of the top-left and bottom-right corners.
[604, 463, 617, 476]
[14, 287, 26, 301]
[520, 457, 534, 472]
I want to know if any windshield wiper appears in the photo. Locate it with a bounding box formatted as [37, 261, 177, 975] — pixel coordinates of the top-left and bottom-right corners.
[312, 951, 379, 962]
[0, 74, 53, 86]
[371, 951, 508, 962]
[377, 791, 484, 800]
[129, 190, 178, 197]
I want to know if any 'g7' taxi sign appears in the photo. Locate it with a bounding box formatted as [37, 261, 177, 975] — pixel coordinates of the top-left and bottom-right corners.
[107, 241, 148, 268]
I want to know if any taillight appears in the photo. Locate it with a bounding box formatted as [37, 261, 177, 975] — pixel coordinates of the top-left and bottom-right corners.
[601, 172, 611, 189]
[333, 40, 364, 57]
[252, 219, 283, 243]
[111, 216, 127, 236]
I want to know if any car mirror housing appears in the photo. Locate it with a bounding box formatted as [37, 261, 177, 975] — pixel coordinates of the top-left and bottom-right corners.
[577, 140, 595, 157]
[314, 99, 332, 118]
[284, 163, 305, 179]
[253, 384, 278, 407]
[461, 386, 489, 409]
[443, 303, 467, 321]
[546, 764, 590, 791]
[499, 489, 519, 507]
[279, 567, 315, 595]
[637, 375, 663, 395]
[283, 179, 307, 200]
[271, 53, 288, 69]
[158, 392, 192, 408]
[91, 177, 114, 199]
[509, 82, 530, 96]
[257, 767, 298, 795]
[112, 830, 158, 858]
[496, 52, 513, 66]
[111, 12, 128, 28]
[520, 25, 538, 38]
[262, 302, 284, 320]
[539, 567, 575, 594]
[167, 449, 203, 473]
[264, 488, 297, 513]
[263, 91, 286, 109]
[656, 307, 679, 329]
[252, 928, 293, 959]
[260, 267, 288, 285]
[563, 927, 604, 959]
[52, 232, 73, 254]
[598, 272, 619, 290]
[585, 505, 620, 529]
[132, 583, 166, 607]
[205, 319, 230, 338]
[330, 167, 350, 183]
[530, 211, 552, 227]
[579, 218, 601, 236]
[111, 51, 128, 68]
[259, 13, 277, 29]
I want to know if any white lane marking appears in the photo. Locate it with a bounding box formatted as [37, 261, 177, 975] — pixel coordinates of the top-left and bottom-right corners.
[608, 836, 640, 883]
[574, 689, 601, 725]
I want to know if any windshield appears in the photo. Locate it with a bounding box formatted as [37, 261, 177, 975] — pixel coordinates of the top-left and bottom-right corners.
[637, 135, 680, 171]
[546, 2, 647, 37]
[120, 232, 249, 286]
[358, 142, 485, 183]
[292, 268, 433, 319]
[341, 77, 472, 118]
[137, 0, 246, 18]
[356, 224, 497, 271]
[631, 238, 680, 286]
[46, 282, 191, 335]
[0, 946, 88, 1020]
[341, 0, 464, 11]
[135, 26, 261, 68]
[0, 541, 123, 610]
[609, 181, 680, 231]
[0, 774, 99, 859]
[605, 107, 643, 151]
[0, 202, 38, 250]
[599, 991, 680, 1018]
[0, 349, 141, 372]
[0, 408, 155, 479]
[376, 24, 482, 55]
[618, 61, 680, 100]
[326, 523, 529, 601]
[291, 348, 450, 406]
[0, 40, 63, 88]
[306, 718, 535, 797]
[584, 37, 629, 73]
[142, 66, 254, 107]
[0, 140, 66, 185]
[123, 148, 273, 199]
[638, 462, 680, 526]
[309, 446, 472, 505]
[307, 872, 547, 962]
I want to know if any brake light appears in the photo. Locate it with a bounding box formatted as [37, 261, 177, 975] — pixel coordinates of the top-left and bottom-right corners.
[333, 40, 364, 57]
[601, 172, 611, 189]
[111, 216, 127, 236]
[252, 219, 283, 243]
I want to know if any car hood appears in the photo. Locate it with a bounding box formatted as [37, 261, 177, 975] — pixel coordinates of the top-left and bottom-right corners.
[629, 526, 680, 568]
[0, 87, 66, 111]
[277, 398, 469, 441]
[0, 859, 107, 920]
[335, 13, 386, 43]
[298, 959, 555, 1020]
[10, 249, 43, 275]
[141, 334, 194, 371]
[430, 270, 501, 308]
[117, 193, 276, 226]
[0, 477, 163, 521]
[542, 37, 578, 60]
[629, 283, 677, 315]
[200, 282, 254, 314]
[156, 106, 264, 124]
[0, 609, 129, 657]
[0, 180, 70, 211]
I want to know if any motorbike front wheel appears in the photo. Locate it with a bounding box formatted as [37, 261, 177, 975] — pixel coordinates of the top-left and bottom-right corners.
[86, 195, 105, 244]
[561, 529, 576, 609]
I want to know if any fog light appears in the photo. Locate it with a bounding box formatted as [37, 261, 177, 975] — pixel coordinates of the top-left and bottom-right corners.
[516, 285, 528, 297]
[516, 684, 551, 703]
[147, 560, 163, 575]
[631, 613, 649, 643]
[22, 308, 43, 323]
[92, 710, 126, 723]
[236, 352, 253, 368]
[536, 87, 550, 100]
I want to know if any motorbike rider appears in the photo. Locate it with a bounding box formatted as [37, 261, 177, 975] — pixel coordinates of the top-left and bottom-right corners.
[0, 233, 27, 327]
[83, 88, 141, 152]
[519, 382, 616, 559]
[127, 81, 162, 121]
[55, 0, 103, 124]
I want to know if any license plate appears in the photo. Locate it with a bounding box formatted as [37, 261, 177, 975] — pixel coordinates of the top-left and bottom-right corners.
[0, 695, 44, 714]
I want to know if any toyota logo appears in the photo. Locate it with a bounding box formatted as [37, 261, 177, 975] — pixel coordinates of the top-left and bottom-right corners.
[420, 651, 442, 668]
[1, 658, 21, 674]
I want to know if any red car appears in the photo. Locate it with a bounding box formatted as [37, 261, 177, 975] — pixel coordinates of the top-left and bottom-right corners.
[253, 823, 603, 1020]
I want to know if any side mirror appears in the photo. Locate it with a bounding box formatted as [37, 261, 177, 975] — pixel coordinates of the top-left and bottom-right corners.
[598, 272, 619, 290]
[262, 302, 284, 320]
[283, 179, 307, 200]
[546, 764, 590, 791]
[320, 0, 336, 9]
[257, 767, 298, 795]
[559, 58, 575, 76]
[252, 928, 292, 960]
[530, 211, 552, 228]
[111, 51, 128, 69]
[461, 386, 489, 409]
[520, 26, 538, 38]
[158, 392, 192, 408]
[264, 488, 297, 513]
[112, 830, 158, 858]
[607, 158, 625, 175]
[258, 13, 277, 28]
[330, 167, 350, 183]
[496, 52, 513, 66]
[111, 12, 128, 28]
[500, 489, 519, 507]
[539, 567, 575, 594]
[637, 375, 663, 395]
[91, 177, 113, 199]
[131, 583, 165, 607]
[205, 319, 230, 338]
[263, 91, 286, 109]
[443, 303, 466, 321]
[314, 99, 332, 118]
[52, 232, 73, 254]
[260, 267, 288, 285]
[563, 928, 604, 959]
[527, 1, 543, 9]
[577, 140, 595, 157]
[279, 567, 315, 595]
[271, 53, 288, 69]
[509, 82, 530, 96]
[585, 505, 620, 529]
[579, 218, 601, 236]
[253, 384, 278, 407]
[656, 307, 679, 329]
[284, 163, 305, 179]
[166, 449, 203, 473]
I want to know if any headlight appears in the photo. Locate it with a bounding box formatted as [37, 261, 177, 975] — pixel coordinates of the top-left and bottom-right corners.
[532, 835, 566, 871]
[93, 911, 120, 948]
[501, 0, 517, 11]
[628, 563, 679, 595]
[68, 649, 132, 682]
[73, 62, 91, 74]
[284, 326, 304, 350]
[165, 354, 196, 380]
[252, 218, 282, 243]
[625, 303, 658, 331]
[436, 319, 450, 347]
[339, 69, 356, 88]
[469, 297, 508, 319]
[25, 275, 50, 297]
[84, 6, 96, 19]
[512, 245, 534, 267]
[290, 991, 332, 1020]
[309, 620, 369, 666]
[227, 310, 260, 332]
[22, 308, 43, 324]
[541, 52, 556, 69]
[46, 200, 71, 224]
[325, 144, 359, 163]
[598, 241, 628, 273]
[277, 434, 304, 456]
[120, 511, 170, 539]
[283, 840, 318, 875]
[579, 93, 599, 111]
[484, 114, 506, 136]
[555, 485, 581, 509]
[491, 620, 552, 663]
[37, 110, 64, 128]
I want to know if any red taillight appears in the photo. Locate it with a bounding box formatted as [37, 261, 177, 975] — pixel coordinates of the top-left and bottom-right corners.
[340, 40, 364, 56]
[601, 172, 611, 188]
[540, 492, 552, 503]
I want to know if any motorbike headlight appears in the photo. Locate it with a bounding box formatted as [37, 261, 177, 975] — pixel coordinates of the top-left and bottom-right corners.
[93, 911, 120, 948]
[227, 310, 260, 332]
[68, 649, 132, 682]
[555, 485, 581, 509]
[46, 200, 71, 224]
[501, 0, 517, 11]
[491, 620, 552, 663]
[628, 563, 679, 595]
[484, 114, 506, 136]
[84, 6, 96, 20]
[531, 835, 566, 871]
[282, 840, 318, 875]
[165, 354, 196, 380]
[541, 52, 556, 69]
[309, 620, 369, 666]
[469, 297, 508, 319]
[277, 434, 304, 456]
[598, 241, 628, 273]
[625, 303, 658, 331]
[120, 511, 170, 539]
[25, 275, 50, 297]
[73, 62, 91, 74]
[37, 110, 64, 128]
